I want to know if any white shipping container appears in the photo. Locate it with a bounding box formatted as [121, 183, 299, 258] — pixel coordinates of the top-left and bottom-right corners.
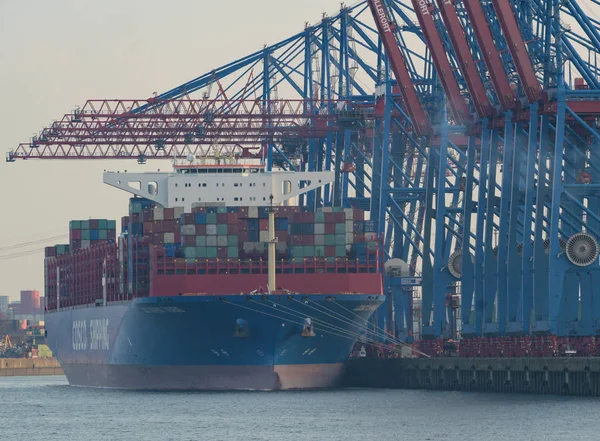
[81, 240, 91, 249]
[259, 231, 270, 242]
[314, 223, 325, 235]
[164, 232, 175, 244]
[206, 236, 217, 247]
[345, 220, 354, 233]
[217, 236, 228, 246]
[344, 208, 354, 220]
[314, 235, 325, 246]
[182, 225, 196, 236]
[346, 233, 354, 244]
[365, 232, 378, 241]
[248, 206, 259, 218]
[173, 206, 185, 219]
[153, 207, 164, 221]
[321, 207, 333, 213]
[206, 225, 218, 235]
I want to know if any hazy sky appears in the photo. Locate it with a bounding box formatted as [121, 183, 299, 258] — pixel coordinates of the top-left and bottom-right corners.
[0, 0, 348, 300]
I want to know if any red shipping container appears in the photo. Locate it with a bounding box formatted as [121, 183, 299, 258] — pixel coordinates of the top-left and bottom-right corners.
[143, 222, 154, 234]
[195, 225, 207, 235]
[324, 213, 336, 223]
[227, 224, 239, 235]
[217, 247, 228, 259]
[184, 213, 195, 224]
[45, 246, 57, 257]
[333, 212, 345, 223]
[192, 206, 206, 214]
[108, 230, 116, 239]
[302, 235, 314, 246]
[354, 233, 365, 243]
[174, 231, 181, 243]
[142, 210, 154, 222]
[183, 236, 196, 247]
[71, 229, 82, 240]
[238, 231, 248, 242]
[259, 219, 269, 231]
[325, 224, 336, 234]
[71, 239, 82, 250]
[89, 219, 99, 229]
[325, 246, 336, 256]
[152, 234, 164, 246]
[291, 213, 303, 224]
[227, 213, 238, 224]
[121, 216, 129, 227]
[353, 209, 364, 221]
[238, 220, 248, 231]
[277, 231, 288, 243]
[291, 235, 303, 245]
[238, 206, 249, 218]
[305, 212, 316, 224]
[217, 213, 228, 224]
[164, 208, 175, 220]
[130, 213, 141, 223]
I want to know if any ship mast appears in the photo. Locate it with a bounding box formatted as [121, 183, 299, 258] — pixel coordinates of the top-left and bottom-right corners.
[267, 194, 277, 293]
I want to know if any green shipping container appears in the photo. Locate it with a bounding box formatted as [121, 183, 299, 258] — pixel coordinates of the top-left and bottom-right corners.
[217, 207, 228, 214]
[81, 220, 90, 230]
[206, 213, 217, 224]
[324, 235, 336, 246]
[184, 247, 196, 259]
[196, 236, 206, 247]
[335, 246, 346, 257]
[98, 219, 108, 229]
[332, 207, 344, 213]
[303, 246, 315, 257]
[227, 247, 239, 258]
[217, 224, 228, 235]
[367, 241, 378, 250]
[107, 220, 117, 230]
[227, 235, 238, 246]
[195, 247, 207, 258]
[292, 257, 305, 264]
[291, 246, 304, 258]
[315, 246, 326, 257]
[335, 234, 346, 245]
[335, 223, 346, 234]
[81, 230, 90, 240]
[314, 212, 325, 223]
[206, 247, 218, 258]
[69, 220, 82, 230]
[99, 229, 108, 240]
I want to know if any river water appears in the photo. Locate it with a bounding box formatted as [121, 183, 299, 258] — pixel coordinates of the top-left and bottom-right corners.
[1, 376, 598, 440]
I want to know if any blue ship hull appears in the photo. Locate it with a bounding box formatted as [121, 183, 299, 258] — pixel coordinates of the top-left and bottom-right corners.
[45, 294, 382, 390]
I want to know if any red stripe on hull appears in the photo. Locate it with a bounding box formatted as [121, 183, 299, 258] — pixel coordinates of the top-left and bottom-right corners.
[150, 273, 382, 296]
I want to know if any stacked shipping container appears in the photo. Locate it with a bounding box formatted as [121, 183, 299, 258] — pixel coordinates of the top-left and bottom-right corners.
[44, 197, 381, 310]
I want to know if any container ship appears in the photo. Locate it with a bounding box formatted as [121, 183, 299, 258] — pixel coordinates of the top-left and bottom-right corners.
[43, 161, 384, 390]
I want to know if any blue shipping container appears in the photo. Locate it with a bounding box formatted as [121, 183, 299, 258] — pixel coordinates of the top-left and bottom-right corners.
[195, 213, 207, 225]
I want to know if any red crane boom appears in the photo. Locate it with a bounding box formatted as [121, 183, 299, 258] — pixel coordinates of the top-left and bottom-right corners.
[410, 0, 472, 124]
[462, 0, 516, 110]
[490, 0, 542, 103]
[366, 0, 433, 137]
[435, 0, 493, 117]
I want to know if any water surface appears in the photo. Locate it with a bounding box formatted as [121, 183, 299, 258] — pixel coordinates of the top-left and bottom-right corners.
[1, 376, 598, 440]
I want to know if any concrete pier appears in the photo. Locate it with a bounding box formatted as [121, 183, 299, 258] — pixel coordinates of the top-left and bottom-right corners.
[344, 357, 600, 396]
[0, 358, 63, 376]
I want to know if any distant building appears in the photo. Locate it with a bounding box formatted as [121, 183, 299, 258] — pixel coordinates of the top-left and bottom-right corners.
[20, 290, 40, 315]
[0, 296, 8, 314]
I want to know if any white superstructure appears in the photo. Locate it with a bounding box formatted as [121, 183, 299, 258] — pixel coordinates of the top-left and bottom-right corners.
[103, 162, 335, 210]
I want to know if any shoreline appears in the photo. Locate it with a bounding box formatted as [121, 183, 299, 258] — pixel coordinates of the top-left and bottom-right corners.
[0, 357, 64, 376]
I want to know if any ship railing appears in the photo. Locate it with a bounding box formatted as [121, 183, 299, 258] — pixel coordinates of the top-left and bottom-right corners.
[152, 254, 378, 276]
